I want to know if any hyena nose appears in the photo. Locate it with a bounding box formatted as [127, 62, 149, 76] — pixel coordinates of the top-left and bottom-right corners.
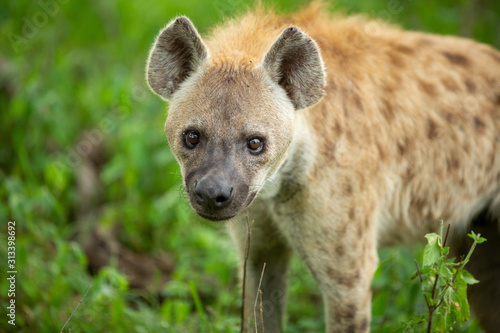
[193, 176, 234, 210]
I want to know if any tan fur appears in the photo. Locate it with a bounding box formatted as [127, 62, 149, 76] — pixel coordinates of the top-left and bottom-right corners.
[147, 2, 500, 332]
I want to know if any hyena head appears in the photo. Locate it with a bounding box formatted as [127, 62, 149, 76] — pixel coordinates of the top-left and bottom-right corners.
[146, 17, 325, 221]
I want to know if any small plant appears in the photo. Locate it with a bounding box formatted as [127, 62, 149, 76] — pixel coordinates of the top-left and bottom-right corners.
[404, 221, 486, 332]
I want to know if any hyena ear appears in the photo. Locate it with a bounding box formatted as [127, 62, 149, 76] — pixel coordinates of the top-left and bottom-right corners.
[263, 27, 326, 110]
[146, 17, 208, 100]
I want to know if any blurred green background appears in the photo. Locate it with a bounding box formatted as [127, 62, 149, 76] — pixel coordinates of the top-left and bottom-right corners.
[0, 0, 498, 332]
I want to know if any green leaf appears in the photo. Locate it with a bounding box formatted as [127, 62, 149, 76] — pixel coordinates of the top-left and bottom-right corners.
[433, 312, 446, 331]
[468, 231, 487, 243]
[438, 261, 453, 281]
[462, 270, 480, 285]
[451, 288, 469, 325]
[455, 274, 467, 302]
[423, 233, 442, 267]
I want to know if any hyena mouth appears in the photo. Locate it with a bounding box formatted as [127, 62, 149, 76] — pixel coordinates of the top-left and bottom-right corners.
[191, 192, 253, 222]
[194, 190, 258, 222]
[196, 211, 237, 222]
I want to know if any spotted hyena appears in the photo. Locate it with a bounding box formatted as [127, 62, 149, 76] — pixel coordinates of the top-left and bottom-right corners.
[146, 2, 500, 332]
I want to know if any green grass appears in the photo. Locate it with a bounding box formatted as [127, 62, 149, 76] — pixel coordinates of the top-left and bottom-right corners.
[1, 0, 498, 332]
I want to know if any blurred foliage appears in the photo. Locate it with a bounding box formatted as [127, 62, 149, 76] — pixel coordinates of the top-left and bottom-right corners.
[0, 0, 498, 332]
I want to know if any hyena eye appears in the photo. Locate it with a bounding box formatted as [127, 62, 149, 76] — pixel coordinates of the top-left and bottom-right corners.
[184, 130, 200, 148]
[247, 137, 264, 154]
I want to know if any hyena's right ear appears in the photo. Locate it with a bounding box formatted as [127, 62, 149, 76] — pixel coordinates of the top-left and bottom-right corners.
[146, 17, 208, 100]
[263, 27, 326, 110]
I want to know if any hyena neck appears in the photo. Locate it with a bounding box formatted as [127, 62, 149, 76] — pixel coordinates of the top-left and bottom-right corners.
[259, 112, 316, 201]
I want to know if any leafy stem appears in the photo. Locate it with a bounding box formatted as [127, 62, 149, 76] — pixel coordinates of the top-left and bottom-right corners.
[408, 221, 486, 332]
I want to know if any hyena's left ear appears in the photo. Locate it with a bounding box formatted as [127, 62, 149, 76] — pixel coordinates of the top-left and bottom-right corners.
[263, 27, 326, 110]
[147, 17, 208, 100]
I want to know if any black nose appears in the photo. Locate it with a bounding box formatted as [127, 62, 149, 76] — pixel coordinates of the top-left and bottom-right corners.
[193, 176, 234, 210]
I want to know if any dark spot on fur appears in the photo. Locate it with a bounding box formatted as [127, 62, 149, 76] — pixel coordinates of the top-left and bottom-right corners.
[277, 169, 303, 202]
[463, 142, 471, 154]
[359, 318, 369, 331]
[444, 111, 457, 123]
[333, 302, 358, 324]
[344, 183, 353, 196]
[336, 244, 345, 256]
[346, 129, 355, 141]
[381, 78, 397, 94]
[346, 324, 356, 333]
[441, 77, 459, 91]
[396, 44, 413, 54]
[351, 270, 361, 285]
[335, 120, 343, 135]
[410, 197, 426, 213]
[427, 119, 438, 140]
[417, 38, 434, 46]
[406, 167, 415, 182]
[318, 125, 337, 161]
[459, 177, 465, 186]
[419, 79, 437, 96]
[477, 182, 487, 194]
[324, 147, 336, 162]
[343, 304, 357, 320]
[487, 152, 495, 173]
[447, 154, 460, 170]
[388, 51, 405, 68]
[397, 140, 407, 156]
[349, 206, 356, 220]
[473, 116, 486, 132]
[442, 52, 469, 67]
[352, 93, 363, 111]
[494, 93, 500, 106]
[338, 223, 348, 237]
[357, 224, 363, 237]
[376, 140, 387, 161]
[465, 79, 476, 93]
[343, 101, 349, 117]
[380, 97, 394, 121]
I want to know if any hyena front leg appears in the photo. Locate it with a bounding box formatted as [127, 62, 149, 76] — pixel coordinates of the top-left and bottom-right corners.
[229, 207, 292, 333]
[288, 210, 379, 333]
